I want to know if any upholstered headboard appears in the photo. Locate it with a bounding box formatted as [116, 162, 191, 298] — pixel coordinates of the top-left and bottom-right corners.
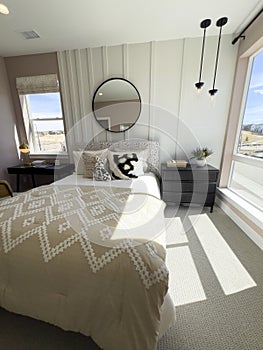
[74, 140, 160, 175]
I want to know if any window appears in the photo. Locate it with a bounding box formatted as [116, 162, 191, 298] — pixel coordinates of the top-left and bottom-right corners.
[17, 74, 67, 154]
[22, 93, 66, 153]
[228, 49, 263, 210]
[236, 50, 263, 159]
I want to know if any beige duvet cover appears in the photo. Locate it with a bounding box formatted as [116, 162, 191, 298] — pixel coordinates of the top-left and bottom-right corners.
[0, 184, 168, 350]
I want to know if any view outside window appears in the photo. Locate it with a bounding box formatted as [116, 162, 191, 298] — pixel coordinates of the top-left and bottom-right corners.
[237, 50, 263, 159]
[229, 49, 263, 210]
[26, 93, 66, 153]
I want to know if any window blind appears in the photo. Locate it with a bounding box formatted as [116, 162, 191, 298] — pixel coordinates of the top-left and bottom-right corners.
[16, 74, 59, 94]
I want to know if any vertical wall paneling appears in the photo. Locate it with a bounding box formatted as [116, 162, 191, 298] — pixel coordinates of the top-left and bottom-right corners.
[102, 46, 108, 80]
[66, 50, 83, 143]
[79, 49, 92, 143]
[57, 36, 237, 167]
[123, 44, 128, 79]
[86, 48, 95, 141]
[128, 42, 151, 140]
[75, 50, 85, 142]
[86, 48, 94, 100]
[59, 51, 78, 149]
[90, 47, 106, 142]
[107, 45, 123, 78]
[82, 49, 94, 143]
[123, 43, 129, 140]
[104, 45, 125, 143]
[101, 46, 108, 141]
[148, 41, 156, 141]
[57, 51, 73, 148]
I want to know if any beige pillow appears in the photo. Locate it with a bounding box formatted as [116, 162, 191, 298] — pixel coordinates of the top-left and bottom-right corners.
[82, 149, 108, 178]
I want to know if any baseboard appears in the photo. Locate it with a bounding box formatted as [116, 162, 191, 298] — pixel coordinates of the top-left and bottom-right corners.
[216, 194, 263, 250]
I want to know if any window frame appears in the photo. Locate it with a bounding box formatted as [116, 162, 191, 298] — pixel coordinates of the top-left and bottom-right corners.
[228, 47, 263, 189]
[19, 92, 67, 155]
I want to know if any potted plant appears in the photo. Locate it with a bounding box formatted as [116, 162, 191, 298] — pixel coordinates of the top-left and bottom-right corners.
[191, 147, 213, 167]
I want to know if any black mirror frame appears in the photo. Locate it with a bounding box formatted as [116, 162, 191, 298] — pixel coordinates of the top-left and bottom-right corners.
[92, 77, 141, 133]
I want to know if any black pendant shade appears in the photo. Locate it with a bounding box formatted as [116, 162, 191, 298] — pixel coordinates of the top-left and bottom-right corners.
[209, 17, 228, 100]
[195, 19, 211, 93]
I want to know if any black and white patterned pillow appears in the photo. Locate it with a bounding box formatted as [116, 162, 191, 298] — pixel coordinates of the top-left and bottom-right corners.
[93, 157, 111, 181]
[108, 151, 144, 180]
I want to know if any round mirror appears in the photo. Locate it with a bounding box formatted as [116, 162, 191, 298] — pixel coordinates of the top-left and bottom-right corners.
[92, 78, 141, 132]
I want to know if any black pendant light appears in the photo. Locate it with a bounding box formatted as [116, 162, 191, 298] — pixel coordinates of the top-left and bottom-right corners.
[195, 19, 211, 93]
[209, 17, 228, 100]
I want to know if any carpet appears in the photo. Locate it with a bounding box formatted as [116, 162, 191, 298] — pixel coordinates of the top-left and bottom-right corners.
[158, 205, 263, 350]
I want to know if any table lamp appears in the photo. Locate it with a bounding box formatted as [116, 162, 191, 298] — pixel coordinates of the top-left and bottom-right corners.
[19, 143, 31, 166]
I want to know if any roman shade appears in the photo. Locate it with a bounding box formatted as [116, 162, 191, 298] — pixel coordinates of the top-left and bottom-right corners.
[16, 74, 59, 95]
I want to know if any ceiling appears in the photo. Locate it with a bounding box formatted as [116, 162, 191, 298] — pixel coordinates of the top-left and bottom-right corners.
[0, 0, 262, 57]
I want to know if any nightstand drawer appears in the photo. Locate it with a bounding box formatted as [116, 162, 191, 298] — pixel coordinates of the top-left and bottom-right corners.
[162, 181, 217, 193]
[162, 191, 181, 203]
[162, 170, 186, 181]
[162, 192, 216, 205]
[162, 170, 218, 182]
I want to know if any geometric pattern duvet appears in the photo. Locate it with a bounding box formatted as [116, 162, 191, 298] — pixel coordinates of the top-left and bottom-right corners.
[0, 184, 168, 350]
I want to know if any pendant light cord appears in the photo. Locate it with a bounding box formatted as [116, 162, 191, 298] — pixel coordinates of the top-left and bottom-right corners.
[198, 28, 207, 82]
[212, 26, 222, 90]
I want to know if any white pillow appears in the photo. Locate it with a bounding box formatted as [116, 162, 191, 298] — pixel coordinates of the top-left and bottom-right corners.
[73, 151, 85, 174]
[108, 150, 145, 180]
[73, 149, 108, 175]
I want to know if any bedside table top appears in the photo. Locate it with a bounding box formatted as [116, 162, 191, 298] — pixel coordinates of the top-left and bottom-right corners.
[161, 163, 219, 171]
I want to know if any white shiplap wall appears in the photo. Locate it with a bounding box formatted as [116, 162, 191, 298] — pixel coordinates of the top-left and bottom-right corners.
[57, 35, 237, 166]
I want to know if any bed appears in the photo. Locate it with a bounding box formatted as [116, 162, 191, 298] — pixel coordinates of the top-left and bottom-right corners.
[0, 140, 175, 350]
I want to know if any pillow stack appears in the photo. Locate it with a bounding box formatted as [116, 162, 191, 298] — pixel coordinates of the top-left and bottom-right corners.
[73, 147, 148, 181]
[73, 149, 108, 178]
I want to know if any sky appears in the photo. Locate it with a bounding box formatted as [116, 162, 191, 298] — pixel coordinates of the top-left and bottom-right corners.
[27, 93, 64, 132]
[243, 50, 263, 125]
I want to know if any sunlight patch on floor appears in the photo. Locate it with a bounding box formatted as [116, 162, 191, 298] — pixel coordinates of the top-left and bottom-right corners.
[165, 217, 188, 246]
[189, 214, 257, 295]
[166, 246, 206, 306]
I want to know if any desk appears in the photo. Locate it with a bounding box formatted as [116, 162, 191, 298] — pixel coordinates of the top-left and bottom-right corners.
[7, 164, 74, 192]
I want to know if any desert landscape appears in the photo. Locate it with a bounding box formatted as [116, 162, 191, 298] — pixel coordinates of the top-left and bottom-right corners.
[239, 130, 263, 158]
[37, 131, 66, 153]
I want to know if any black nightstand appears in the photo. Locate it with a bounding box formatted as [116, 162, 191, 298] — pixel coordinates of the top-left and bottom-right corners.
[8, 164, 75, 192]
[161, 163, 219, 212]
